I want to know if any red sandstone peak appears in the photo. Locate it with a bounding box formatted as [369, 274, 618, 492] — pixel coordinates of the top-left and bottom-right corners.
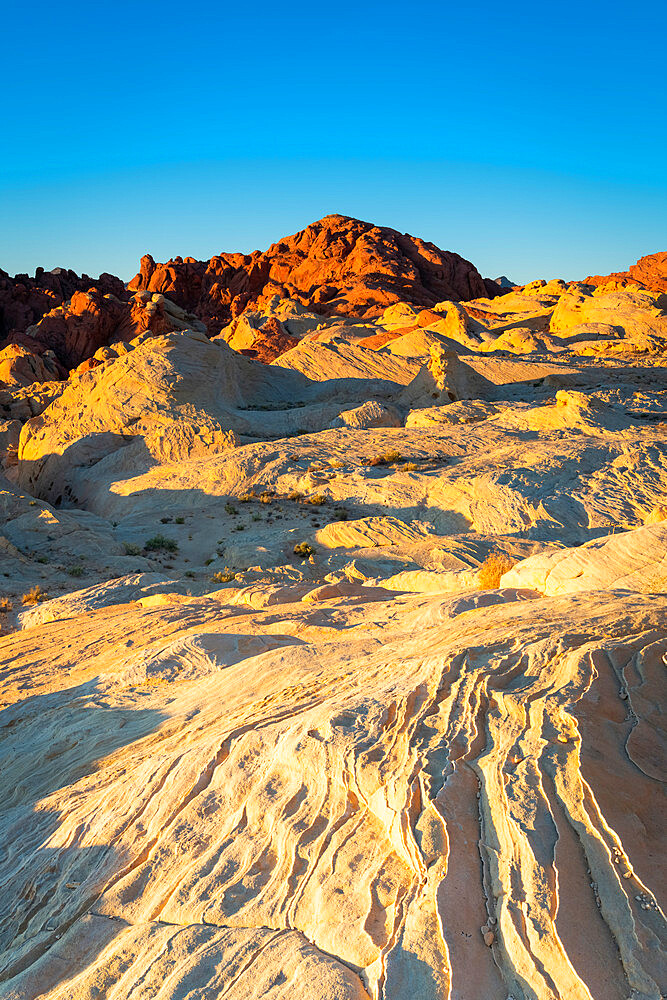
[127, 215, 499, 336]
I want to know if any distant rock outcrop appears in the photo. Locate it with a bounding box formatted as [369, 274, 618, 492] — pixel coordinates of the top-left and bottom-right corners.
[0, 266, 126, 343]
[128, 215, 501, 334]
[11, 290, 206, 369]
[585, 251, 667, 295]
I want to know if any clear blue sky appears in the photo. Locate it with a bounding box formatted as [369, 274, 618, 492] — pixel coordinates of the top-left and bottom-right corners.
[1, 0, 665, 284]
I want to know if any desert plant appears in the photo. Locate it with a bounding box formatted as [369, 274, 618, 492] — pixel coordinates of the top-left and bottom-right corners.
[123, 542, 142, 556]
[175, 516, 185, 524]
[0, 598, 13, 613]
[294, 542, 316, 558]
[288, 490, 303, 501]
[370, 449, 402, 467]
[306, 493, 327, 505]
[403, 462, 419, 471]
[239, 492, 255, 503]
[478, 553, 516, 590]
[22, 585, 47, 606]
[211, 568, 237, 583]
[144, 534, 178, 553]
[68, 565, 85, 577]
[225, 503, 238, 515]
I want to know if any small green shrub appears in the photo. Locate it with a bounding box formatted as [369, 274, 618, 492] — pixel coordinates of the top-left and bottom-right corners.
[144, 534, 178, 553]
[225, 503, 238, 515]
[123, 542, 142, 556]
[294, 542, 316, 558]
[174, 516, 185, 524]
[68, 565, 85, 577]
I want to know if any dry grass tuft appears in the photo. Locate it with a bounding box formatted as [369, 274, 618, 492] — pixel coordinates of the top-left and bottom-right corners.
[22, 585, 48, 606]
[211, 568, 237, 583]
[370, 450, 402, 467]
[0, 598, 13, 613]
[478, 553, 516, 590]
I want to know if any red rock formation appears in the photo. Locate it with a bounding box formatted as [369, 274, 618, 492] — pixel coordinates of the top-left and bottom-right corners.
[0, 267, 126, 344]
[236, 316, 299, 364]
[584, 251, 667, 295]
[11, 291, 192, 369]
[129, 215, 501, 335]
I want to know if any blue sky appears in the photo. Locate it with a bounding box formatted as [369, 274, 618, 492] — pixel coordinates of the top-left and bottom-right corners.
[1, 0, 665, 283]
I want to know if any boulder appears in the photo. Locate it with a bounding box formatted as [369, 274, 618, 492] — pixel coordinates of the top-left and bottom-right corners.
[397, 345, 495, 409]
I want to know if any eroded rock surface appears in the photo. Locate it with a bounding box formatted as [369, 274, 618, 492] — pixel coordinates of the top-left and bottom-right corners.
[0, 232, 665, 1000]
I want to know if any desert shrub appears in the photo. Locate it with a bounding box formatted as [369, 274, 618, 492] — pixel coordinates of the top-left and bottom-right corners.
[403, 462, 419, 471]
[175, 516, 185, 524]
[211, 568, 237, 583]
[68, 565, 85, 577]
[160, 516, 171, 524]
[259, 493, 273, 504]
[329, 460, 345, 469]
[251, 514, 261, 522]
[306, 493, 327, 505]
[478, 553, 516, 590]
[239, 492, 255, 503]
[184, 570, 195, 578]
[123, 542, 142, 556]
[144, 534, 178, 553]
[225, 503, 238, 515]
[370, 450, 402, 466]
[288, 490, 303, 501]
[294, 542, 316, 558]
[0, 598, 13, 613]
[334, 508, 349, 521]
[232, 524, 245, 532]
[22, 585, 47, 606]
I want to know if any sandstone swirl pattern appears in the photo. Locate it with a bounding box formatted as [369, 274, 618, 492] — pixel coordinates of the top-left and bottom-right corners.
[0, 586, 664, 999]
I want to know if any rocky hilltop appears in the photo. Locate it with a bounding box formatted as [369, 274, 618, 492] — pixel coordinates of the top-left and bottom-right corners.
[1, 216, 502, 368]
[585, 250, 667, 294]
[127, 213, 504, 330]
[0, 222, 665, 1000]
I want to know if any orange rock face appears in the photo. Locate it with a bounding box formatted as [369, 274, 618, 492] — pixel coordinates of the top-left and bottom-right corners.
[585, 251, 667, 295]
[0, 267, 126, 343]
[10, 291, 198, 369]
[128, 214, 499, 335]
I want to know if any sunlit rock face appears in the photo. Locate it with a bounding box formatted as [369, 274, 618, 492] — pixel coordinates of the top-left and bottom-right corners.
[0, 229, 666, 1000]
[585, 251, 667, 295]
